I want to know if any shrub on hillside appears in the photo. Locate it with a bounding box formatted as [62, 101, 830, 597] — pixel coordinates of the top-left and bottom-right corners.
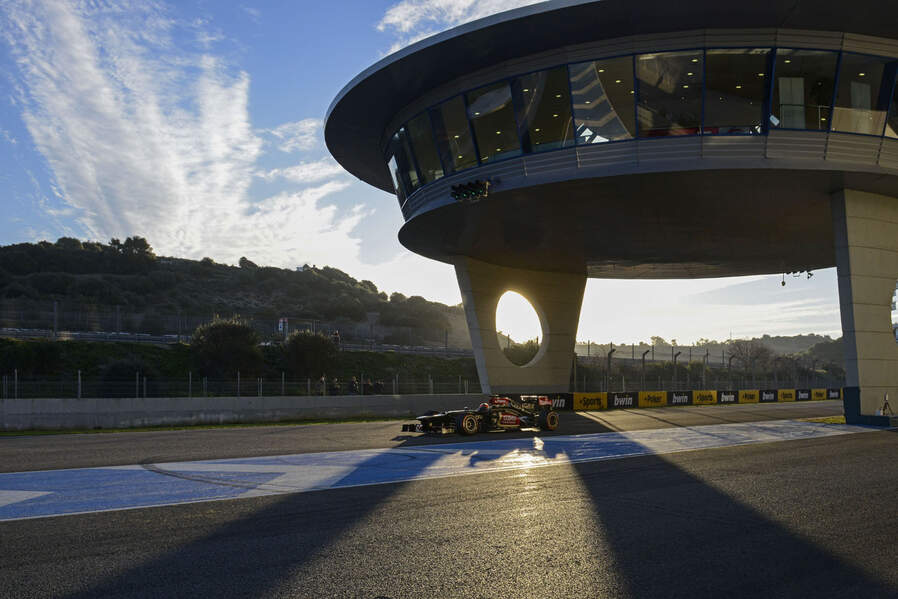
[284, 331, 338, 378]
[190, 318, 263, 378]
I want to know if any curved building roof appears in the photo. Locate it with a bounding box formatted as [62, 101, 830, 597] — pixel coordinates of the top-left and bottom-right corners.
[325, 0, 898, 192]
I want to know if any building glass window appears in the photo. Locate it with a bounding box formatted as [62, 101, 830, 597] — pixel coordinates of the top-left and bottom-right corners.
[771, 49, 838, 131]
[430, 96, 478, 173]
[466, 82, 522, 163]
[511, 66, 574, 152]
[569, 56, 636, 144]
[704, 49, 770, 134]
[832, 53, 895, 136]
[636, 51, 704, 137]
[885, 71, 898, 138]
[406, 112, 443, 183]
[387, 155, 405, 204]
[387, 127, 419, 199]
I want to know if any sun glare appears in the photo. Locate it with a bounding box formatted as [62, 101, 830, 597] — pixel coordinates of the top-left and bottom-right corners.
[495, 291, 542, 344]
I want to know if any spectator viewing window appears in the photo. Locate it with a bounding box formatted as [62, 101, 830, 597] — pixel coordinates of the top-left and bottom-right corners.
[569, 56, 636, 144]
[831, 53, 895, 136]
[387, 127, 419, 200]
[406, 112, 444, 184]
[430, 96, 478, 173]
[771, 49, 838, 131]
[466, 82, 522, 163]
[704, 49, 771, 134]
[636, 51, 704, 137]
[511, 66, 574, 152]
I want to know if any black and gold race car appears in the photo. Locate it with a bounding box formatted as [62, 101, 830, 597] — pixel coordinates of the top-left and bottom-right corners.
[401, 395, 559, 435]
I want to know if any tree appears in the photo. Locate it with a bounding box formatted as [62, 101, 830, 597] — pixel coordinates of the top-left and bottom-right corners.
[728, 339, 773, 373]
[55, 237, 83, 251]
[284, 331, 338, 378]
[503, 338, 540, 366]
[190, 318, 263, 377]
[239, 257, 258, 269]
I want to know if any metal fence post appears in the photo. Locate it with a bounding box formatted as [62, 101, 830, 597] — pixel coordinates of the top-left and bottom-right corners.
[77, 370, 81, 399]
[188, 371, 192, 398]
[135, 371, 139, 400]
[143, 376, 147, 398]
[237, 370, 240, 397]
[282, 372, 286, 396]
[14, 369, 17, 400]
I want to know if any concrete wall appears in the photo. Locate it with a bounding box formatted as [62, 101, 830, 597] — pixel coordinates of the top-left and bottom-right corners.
[0, 394, 487, 432]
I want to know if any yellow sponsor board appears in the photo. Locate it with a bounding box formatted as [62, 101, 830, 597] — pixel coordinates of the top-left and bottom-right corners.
[812, 388, 828, 401]
[738, 390, 760, 403]
[692, 390, 717, 405]
[638, 391, 667, 408]
[573, 392, 607, 411]
[778, 389, 797, 402]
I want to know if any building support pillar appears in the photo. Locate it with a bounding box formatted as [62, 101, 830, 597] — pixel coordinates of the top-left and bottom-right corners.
[832, 189, 898, 424]
[454, 257, 586, 394]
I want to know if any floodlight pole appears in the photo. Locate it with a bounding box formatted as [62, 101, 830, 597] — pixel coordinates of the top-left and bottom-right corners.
[673, 351, 682, 390]
[641, 349, 651, 390]
[606, 345, 616, 391]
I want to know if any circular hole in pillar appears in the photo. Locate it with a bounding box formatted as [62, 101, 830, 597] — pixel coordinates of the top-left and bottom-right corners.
[495, 291, 544, 366]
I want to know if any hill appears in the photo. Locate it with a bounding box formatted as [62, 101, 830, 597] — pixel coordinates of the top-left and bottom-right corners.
[0, 237, 470, 347]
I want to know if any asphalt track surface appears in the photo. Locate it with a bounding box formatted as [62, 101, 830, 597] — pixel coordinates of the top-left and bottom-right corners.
[3, 401, 898, 598]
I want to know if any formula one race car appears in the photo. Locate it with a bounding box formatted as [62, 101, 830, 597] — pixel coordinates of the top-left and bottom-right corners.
[401, 395, 559, 435]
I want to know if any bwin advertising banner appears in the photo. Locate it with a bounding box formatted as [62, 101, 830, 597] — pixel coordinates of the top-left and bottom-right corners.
[827, 388, 842, 400]
[692, 390, 717, 405]
[760, 389, 778, 403]
[609, 392, 637, 409]
[718, 390, 738, 404]
[795, 389, 812, 401]
[638, 391, 667, 408]
[812, 388, 828, 401]
[547, 393, 574, 411]
[668, 391, 692, 406]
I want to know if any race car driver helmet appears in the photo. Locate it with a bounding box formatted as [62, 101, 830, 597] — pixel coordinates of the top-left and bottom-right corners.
[477, 402, 490, 413]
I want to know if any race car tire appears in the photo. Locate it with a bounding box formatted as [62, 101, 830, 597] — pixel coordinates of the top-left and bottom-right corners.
[538, 410, 559, 431]
[456, 413, 479, 435]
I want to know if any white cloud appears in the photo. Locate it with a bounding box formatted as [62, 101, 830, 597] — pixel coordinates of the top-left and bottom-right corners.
[264, 118, 322, 153]
[1, 0, 368, 276]
[378, 0, 545, 52]
[259, 157, 346, 184]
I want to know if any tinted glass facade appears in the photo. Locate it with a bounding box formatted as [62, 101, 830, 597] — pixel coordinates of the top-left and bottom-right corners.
[431, 96, 478, 173]
[466, 82, 522, 163]
[832, 53, 895, 135]
[387, 47, 898, 202]
[637, 51, 704, 137]
[771, 50, 838, 130]
[512, 66, 575, 152]
[570, 56, 636, 144]
[704, 49, 771, 134]
[406, 112, 443, 184]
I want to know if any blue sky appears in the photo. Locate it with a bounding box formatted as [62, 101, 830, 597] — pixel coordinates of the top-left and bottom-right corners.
[0, 0, 846, 343]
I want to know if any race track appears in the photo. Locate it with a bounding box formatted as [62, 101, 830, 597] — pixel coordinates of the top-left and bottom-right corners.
[2, 401, 897, 598]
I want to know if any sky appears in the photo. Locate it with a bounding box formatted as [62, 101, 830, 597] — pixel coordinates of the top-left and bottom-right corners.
[0, 0, 849, 344]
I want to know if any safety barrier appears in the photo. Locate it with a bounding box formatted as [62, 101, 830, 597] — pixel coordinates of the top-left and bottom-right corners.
[528, 388, 842, 412]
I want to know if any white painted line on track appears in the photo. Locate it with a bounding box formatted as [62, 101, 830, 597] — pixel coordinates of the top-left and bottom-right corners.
[0, 419, 877, 522]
